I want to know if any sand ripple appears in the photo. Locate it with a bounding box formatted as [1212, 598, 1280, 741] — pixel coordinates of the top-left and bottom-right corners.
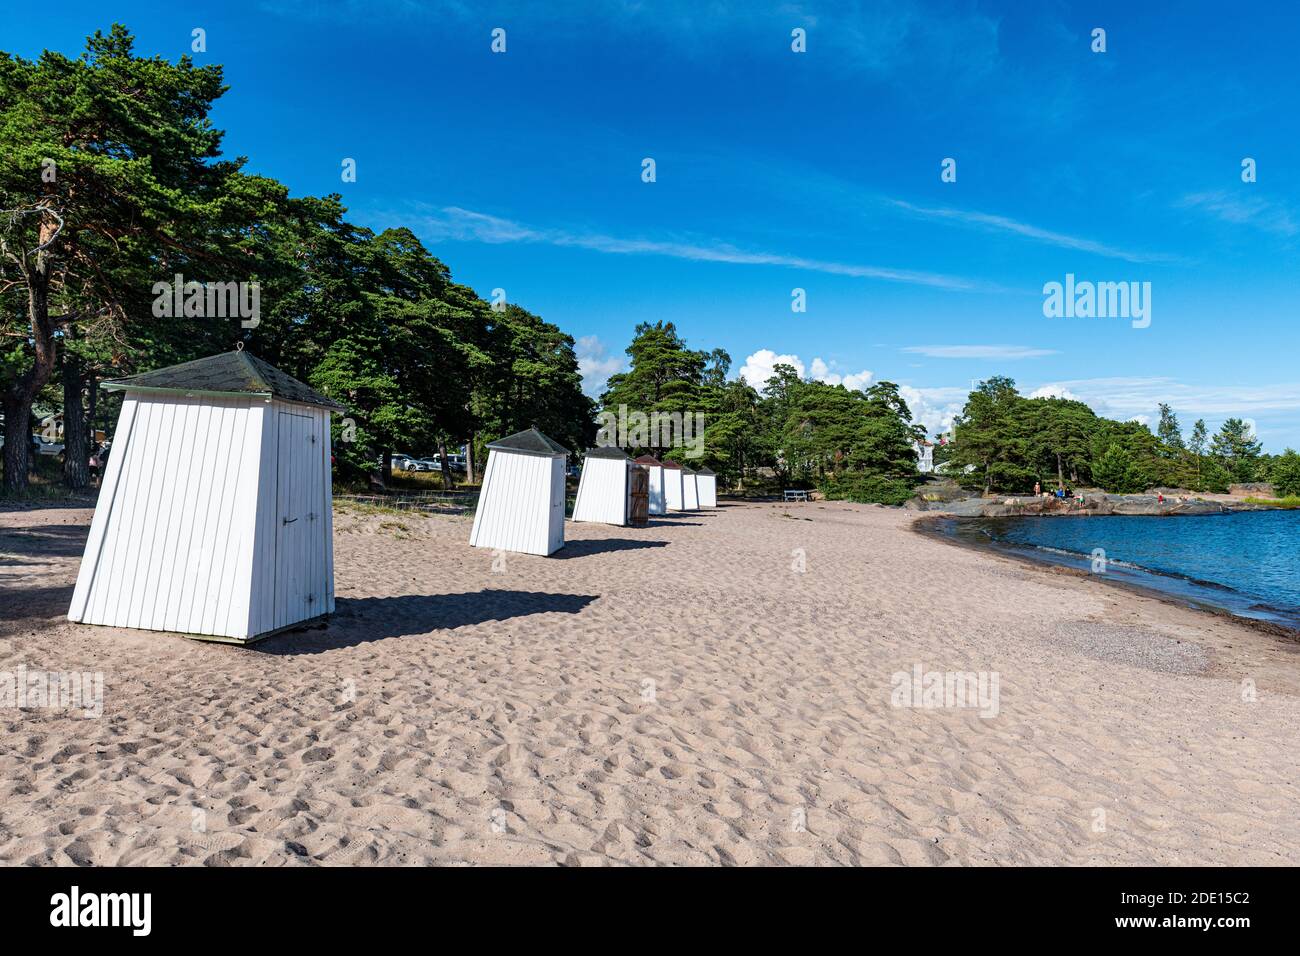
[2, 501, 1298, 865]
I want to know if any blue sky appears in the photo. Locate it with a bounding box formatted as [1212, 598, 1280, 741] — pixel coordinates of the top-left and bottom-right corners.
[12, 1, 1300, 447]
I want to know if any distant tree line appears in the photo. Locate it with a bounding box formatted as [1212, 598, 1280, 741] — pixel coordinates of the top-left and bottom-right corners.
[944, 376, 1299, 496]
[0, 25, 592, 494]
[600, 321, 925, 504]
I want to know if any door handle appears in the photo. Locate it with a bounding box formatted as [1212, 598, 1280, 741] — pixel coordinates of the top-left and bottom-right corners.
[282, 516, 298, 525]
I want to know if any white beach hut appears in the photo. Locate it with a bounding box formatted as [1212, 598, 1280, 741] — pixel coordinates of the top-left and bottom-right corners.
[681, 465, 700, 510]
[572, 446, 632, 526]
[470, 427, 569, 556]
[696, 466, 718, 508]
[661, 459, 685, 511]
[67, 350, 344, 644]
[634, 454, 666, 515]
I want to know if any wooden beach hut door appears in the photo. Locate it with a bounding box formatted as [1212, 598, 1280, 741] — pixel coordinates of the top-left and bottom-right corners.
[274, 409, 322, 629]
[628, 465, 649, 526]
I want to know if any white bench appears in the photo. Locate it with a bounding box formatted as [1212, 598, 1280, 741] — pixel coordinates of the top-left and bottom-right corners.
[783, 489, 810, 502]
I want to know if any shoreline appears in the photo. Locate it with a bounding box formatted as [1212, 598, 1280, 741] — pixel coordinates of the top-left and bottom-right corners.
[912, 512, 1300, 641]
[908, 491, 1291, 520]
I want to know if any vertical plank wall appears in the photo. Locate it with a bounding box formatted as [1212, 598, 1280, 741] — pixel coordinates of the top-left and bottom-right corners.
[663, 468, 684, 511]
[697, 474, 717, 508]
[683, 471, 699, 510]
[470, 450, 564, 555]
[572, 457, 628, 525]
[68, 394, 262, 639]
[248, 401, 334, 638]
[645, 464, 666, 515]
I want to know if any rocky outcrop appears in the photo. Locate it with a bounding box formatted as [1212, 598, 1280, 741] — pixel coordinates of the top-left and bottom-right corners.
[1229, 482, 1275, 497]
[912, 492, 1252, 517]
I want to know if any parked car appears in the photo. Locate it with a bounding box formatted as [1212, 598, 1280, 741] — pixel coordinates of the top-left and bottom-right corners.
[0, 434, 63, 456]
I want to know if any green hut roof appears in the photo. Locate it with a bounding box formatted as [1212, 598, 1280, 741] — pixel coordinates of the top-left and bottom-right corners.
[487, 427, 570, 456]
[102, 350, 345, 411]
[584, 446, 631, 460]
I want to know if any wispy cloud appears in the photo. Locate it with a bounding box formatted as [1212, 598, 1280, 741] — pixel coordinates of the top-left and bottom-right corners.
[908, 376, 1300, 447]
[903, 345, 1058, 360]
[888, 199, 1179, 264]
[413, 206, 993, 291]
[1179, 191, 1299, 237]
[262, 1, 1001, 83]
[1031, 376, 1300, 417]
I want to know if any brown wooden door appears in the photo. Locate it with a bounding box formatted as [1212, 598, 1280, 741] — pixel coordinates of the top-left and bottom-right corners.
[628, 464, 649, 526]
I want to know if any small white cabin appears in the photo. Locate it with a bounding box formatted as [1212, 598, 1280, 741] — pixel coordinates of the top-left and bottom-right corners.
[67, 350, 343, 644]
[572, 446, 632, 526]
[696, 467, 718, 508]
[634, 454, 666, 515]
[662, 459, 685, 511]
[681, 465, 700, 510]
[470, 427, 569, 556]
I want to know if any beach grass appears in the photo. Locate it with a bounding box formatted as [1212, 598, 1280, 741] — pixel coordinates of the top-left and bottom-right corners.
[1244, 496, 1300, 509]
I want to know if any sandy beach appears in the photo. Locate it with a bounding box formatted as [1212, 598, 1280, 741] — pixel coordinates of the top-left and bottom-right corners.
[2, 499, 1299, 866]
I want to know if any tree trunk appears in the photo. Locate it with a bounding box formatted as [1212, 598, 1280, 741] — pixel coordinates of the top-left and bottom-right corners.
[2, 396, 33, 494]
[381, 449, 392, 485]
[62, 352, 90, 491]
[2, 210, 59, 494]
[466, 432, 476, 484]
[437, 440, 453, 491]
[1056, 452, 1064, 490]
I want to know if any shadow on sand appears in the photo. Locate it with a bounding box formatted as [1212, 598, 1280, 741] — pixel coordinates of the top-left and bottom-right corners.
[255, 589, 598, 654]
[0, 523, 89, 561]
[0, 584, 75, 636]
[555, 538, 669, 558]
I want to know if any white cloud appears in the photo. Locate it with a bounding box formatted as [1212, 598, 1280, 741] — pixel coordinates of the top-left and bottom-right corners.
[738, 349, 804, 390]
[810, 357, 873, 391]
[738, 350, 874, 394]
[574, 335, 624, 398]
[739, 346, 962, 435]
[904, 344, 1059, 360]
[410, 206, 989, 292]
[899, 385, 967, 438]
[1029, 384, 1079, 400]
[1027, 377, 1300, 449]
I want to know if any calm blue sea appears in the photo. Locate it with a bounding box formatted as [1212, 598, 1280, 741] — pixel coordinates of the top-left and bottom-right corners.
[941, 511, 1300, 630]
